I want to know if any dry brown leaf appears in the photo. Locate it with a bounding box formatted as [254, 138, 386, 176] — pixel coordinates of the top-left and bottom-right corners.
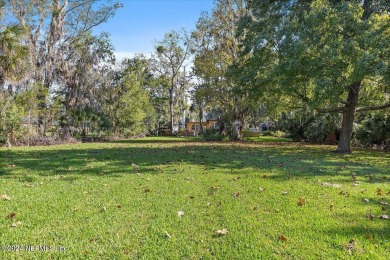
[278, 235, 287, 241]
[369, 214, 375, 220]
[144, 188, 151, 193]
[377, 188, 383, 196]
[298, 197, 305, 207]
[6, 212, 16, 219]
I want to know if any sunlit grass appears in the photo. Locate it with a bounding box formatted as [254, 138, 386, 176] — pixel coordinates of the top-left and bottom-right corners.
[0, 137, 389, 258]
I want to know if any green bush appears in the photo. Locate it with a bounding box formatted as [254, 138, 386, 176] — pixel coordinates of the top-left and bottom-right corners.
[261, 130, 273, 136]
[356, 114, 390, 149]
[203, 129, 224, 141]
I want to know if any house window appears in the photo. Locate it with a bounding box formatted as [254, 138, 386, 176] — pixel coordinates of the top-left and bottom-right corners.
[191, 124, 200, 132]
[211, 122, 218, 129]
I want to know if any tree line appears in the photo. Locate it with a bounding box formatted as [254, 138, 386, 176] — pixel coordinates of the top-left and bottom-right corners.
[0, 0, 389, 153]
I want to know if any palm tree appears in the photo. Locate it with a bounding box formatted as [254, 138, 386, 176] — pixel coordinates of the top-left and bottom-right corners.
[0, 1, 29, 147]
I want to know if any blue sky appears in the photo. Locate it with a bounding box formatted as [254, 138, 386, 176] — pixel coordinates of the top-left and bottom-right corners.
[95, 0, 215, 59]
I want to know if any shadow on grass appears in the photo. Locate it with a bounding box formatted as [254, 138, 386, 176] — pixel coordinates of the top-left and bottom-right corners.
[0, 141, 389, 185]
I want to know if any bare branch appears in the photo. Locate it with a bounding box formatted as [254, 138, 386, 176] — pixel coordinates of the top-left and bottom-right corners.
[356, 103, 390, 113]
[316, 107, 346, 113]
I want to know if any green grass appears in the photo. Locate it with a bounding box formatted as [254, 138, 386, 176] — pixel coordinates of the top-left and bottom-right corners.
[244, 136, 293, 142]
[0, 137, 389, 259]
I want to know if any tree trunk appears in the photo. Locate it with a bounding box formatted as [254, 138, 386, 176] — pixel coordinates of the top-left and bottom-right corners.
[199, 106, 203, 133]
[169, 88, 174, 135]
[6, 131, 12, 148]
[336, 82, 361, 153]
[232, 97, 243, 141]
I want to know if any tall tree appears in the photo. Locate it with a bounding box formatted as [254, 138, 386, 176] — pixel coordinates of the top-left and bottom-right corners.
[0, 0, 29, 147]
[7, 0, 121, 135]
[56, 32, 115, 138]
[152, 30, 194, 133]
[107, 56, 154, 136]
[193, 0, 250, 140]
[243, 0, 390, 153]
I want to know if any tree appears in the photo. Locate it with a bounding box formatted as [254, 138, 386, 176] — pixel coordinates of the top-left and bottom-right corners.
[55, 32, 115, 138]
[107, 56, 153, 136]
[152, 30, 194, 133]
[0, 0, 29, 147]
[243, 0, 390, 153]
[193, 0, 251, 140]
[7, 0, 122, 135]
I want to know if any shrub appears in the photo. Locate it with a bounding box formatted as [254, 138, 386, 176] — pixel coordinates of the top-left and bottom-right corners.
[261, 130, 273, 136]
[203, 129, 224, 141]
[356, 114, 390, 149]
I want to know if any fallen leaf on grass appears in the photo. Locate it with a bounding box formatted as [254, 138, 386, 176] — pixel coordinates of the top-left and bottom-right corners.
[6, 212, 16, 219]
[131, 163, 139, 168]
[100, 207, 107, 212]
[282, 191, 288, 196]
[215, 229, 228, 235]
[177, 211, 184, 217]
[208, 186, 218, 195]
[339, 190, 348, 195]
[347, 239, 355, 254]
[369, 214, 375, 220]
[363, 198, 369, 203]
[144, 188, 151, 193]
[261, 175, 268, 178]
[232, 191, 240, 198]
[7, 164, 16, 168]
[377, 188, 382, 196]
[164, 231, 171, 239]
[379, 200, 388, 206]
[297, 197, 305, 207]
[278, 235, 287, 242]
[11, 221, 22, 228]
[259, 187, 266, 192]
[0, 194, 11, 201]
[379, 215, 389, 219]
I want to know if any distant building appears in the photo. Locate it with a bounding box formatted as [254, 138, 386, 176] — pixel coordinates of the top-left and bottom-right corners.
[186, 119, 218, 136]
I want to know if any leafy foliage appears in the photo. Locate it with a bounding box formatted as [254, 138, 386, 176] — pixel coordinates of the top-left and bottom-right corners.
[356, 113, 390, 149]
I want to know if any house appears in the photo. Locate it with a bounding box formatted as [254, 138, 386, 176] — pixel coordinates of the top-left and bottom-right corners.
[186, 119, 218, 136]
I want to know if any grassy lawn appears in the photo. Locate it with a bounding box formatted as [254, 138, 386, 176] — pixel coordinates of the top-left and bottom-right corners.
[244, 136, 293, 142]
[0, 137, 389, 259]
